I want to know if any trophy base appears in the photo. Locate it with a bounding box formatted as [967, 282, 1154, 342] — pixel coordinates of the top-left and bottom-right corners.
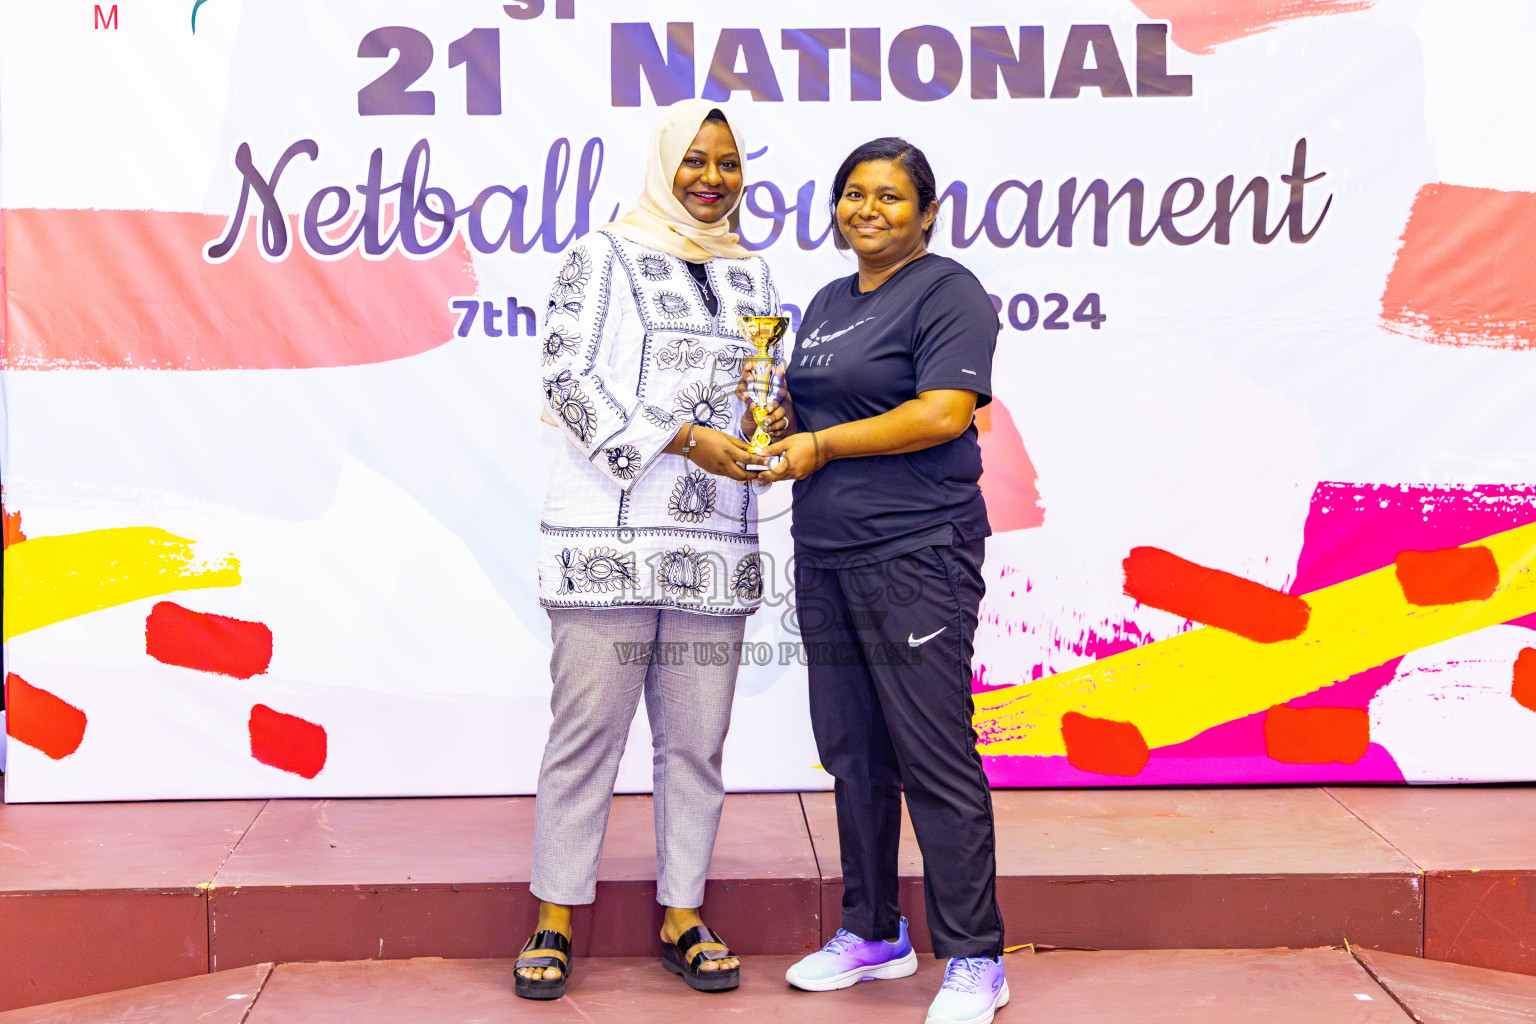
[745, 454, 782, 473]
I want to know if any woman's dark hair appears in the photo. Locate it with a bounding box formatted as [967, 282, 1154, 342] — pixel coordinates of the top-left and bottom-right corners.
[828, 137, 939, 251]
[704, 107, 729, 124]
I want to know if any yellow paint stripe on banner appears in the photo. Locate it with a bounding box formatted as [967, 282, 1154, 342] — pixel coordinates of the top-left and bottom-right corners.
[4, 527, 242, 640]
[973, 521, 1536, 757]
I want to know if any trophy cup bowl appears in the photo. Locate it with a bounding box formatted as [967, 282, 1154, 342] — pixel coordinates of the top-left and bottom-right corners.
[736, 315, 790, 469]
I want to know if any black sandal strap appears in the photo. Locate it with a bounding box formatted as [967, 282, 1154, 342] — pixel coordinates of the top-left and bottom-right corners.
[519, 929, 571, 959]
[676, 924, 733, 971]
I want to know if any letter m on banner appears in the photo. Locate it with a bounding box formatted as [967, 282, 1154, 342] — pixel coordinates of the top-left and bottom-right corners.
[95, 5, 119, 29]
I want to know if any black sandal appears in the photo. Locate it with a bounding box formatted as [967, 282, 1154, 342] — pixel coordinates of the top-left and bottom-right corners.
[662, 924, 740, 992]
[514, 929, 572, 1000]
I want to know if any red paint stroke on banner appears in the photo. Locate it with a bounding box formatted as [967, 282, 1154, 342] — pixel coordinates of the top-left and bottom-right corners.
[1379, 184, 1536, 349]
[145, 601, 273, 679]
[1123, 546, 1310, 642]
[1512, 648, 1536, 713]
[249, 704, 328, 779]
[5, 673, 87, 760]
[975, 401, 1045, 533]
[1394, 546, 1499, 606]
[2, 501, 23, 548]
[1129, 0, 1374, 56]
[1263, 705, 1370, 764]
[1061, 711, 1150, 777]
[3, 209, 477, 370]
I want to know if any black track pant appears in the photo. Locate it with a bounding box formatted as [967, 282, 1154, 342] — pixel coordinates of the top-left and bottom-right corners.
[795, 539, 1004, 959]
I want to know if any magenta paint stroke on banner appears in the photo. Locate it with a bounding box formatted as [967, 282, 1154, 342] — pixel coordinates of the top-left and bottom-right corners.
[1289, 482, 1536, 597]
[981, 481, 1536, 787]
[984, 744, 1406, 788]
[979, 603, 1195, 688]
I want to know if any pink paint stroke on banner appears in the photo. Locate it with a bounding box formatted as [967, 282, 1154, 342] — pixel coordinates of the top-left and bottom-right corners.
[0, 209, 8, 351]
[2, 209, 477, 370]
[1129, 0, 1375, 56]
[1379, 184, 1536, 350]
[984, 744, 1406, 788]
[1290, 482, 1536, 596]
[975, 401, 1045, 534]
[979, 589, 1183, 684]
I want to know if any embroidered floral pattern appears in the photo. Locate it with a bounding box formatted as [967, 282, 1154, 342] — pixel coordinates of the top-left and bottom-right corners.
[542, 324, 579, 365]
[712, 346, 748, 376]
[556, 548, 582, 594]
[543, 369, 575, 403]
[653, 290, 690, 319]
[734, 300, 756, 319]
[553, 384, 598, 444]
[657, 545, 711, 599]
[580, 547, 638, 593]
[727, 268, 754, 294]
[638, 253, 671, 280]
[605, 444, 641, 480]
[550, 292, 584, 318]
[546, 248, 591, 318]
[668, 469, 717, 523]
[556, 247, 592, 294]
[730, 553, 763, 600]
[642, 403, 677, 429]
[673, 381, 731, 429]
[656, 336, 710, 370]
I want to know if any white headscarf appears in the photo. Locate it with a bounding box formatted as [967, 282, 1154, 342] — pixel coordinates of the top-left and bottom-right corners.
[602, 98, 752, 262]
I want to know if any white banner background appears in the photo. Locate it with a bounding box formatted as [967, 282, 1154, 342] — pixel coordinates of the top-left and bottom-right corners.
[3, 0, 1536, 800]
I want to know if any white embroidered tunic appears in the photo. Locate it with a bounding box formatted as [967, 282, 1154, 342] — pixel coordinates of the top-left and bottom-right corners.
[537, 230, 780, 615]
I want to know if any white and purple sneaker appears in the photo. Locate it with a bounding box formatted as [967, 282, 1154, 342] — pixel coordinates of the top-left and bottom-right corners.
[784, 917, 918, 991]
[926, 956, 1009, 1024]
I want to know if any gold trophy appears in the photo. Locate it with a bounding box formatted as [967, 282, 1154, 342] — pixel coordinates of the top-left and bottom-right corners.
[736, 315, 790, 471]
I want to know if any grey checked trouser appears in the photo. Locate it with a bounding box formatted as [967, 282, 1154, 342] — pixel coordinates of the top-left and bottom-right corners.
[530, 607, 746, 908]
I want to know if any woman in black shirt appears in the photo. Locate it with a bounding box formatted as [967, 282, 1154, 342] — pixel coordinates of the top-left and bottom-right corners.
[760, 139, 1008, 1024]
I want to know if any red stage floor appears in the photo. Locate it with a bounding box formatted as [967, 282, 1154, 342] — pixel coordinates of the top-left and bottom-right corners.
[6, 947, 1536, 1024]
[1, 780, 1534, 1011]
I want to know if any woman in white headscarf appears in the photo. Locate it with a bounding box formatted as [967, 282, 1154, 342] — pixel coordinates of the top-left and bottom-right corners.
[515, 100, 782, 1001]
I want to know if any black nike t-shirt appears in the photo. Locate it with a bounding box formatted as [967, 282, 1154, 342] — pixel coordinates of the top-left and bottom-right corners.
[786, 253, 998, 562]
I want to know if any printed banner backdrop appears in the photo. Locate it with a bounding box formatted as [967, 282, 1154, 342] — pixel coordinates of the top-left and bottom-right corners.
[3, 0, 1536, 801]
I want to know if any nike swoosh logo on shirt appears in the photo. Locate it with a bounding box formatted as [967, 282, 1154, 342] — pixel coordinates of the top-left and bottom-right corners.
[800, 316, 877, 349]
[961, 368, 977, 375]
[908, 627, 947, 647]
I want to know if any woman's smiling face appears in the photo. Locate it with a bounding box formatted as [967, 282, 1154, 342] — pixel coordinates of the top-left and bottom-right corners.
[671, 119, 743, 224]
[836, 158, 937, 268]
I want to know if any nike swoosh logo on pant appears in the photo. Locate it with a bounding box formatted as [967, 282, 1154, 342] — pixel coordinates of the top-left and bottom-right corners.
[908, 627, 947, 647]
